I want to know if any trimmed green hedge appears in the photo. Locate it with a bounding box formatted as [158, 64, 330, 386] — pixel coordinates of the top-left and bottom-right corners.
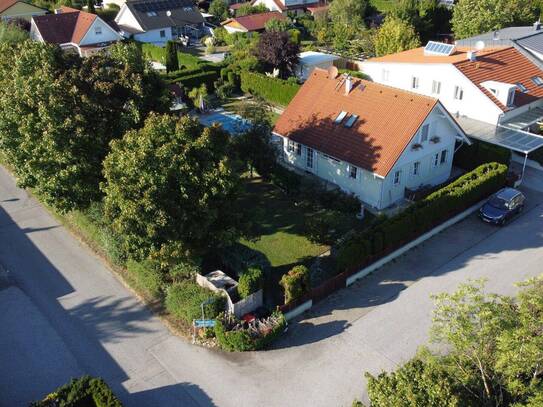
[31, 376, 122, 407]
[165, 280, 225, 325]
[336, 162, 508, 273]
[214, 311, 287, 351]
[238, 266, 264, 299]
[280, 265, 310, 304]
[454, 139, 511, 171]
[240, 71, 301, 106]
[168, 71, 219, 91]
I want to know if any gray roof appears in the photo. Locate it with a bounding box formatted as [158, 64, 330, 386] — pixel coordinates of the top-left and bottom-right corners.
[516, 33, 543, 56]
[126, 0, 203, 32]
[455, 24, 543, 48]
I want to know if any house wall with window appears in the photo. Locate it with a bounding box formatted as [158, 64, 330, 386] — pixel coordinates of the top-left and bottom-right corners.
[79, 19, 122, 46]
[276, 105, 460, 209]
[361, 61, 503, 124]
[133, 27, 172, 44]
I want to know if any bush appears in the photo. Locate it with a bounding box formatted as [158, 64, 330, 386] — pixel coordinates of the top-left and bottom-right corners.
[305, 210, 345, 245]
[454, 139, 510, 171]
[214, 311, 287, 351]
[165, 280, 225, 324]
[169, 71, 219, 91]
[238, 266, 264, 298]
[126, 259, 164, 299]
[280, 265, 310, 304]
[336, 162, 508, 273]
[31, 376, 122, 407]
[240, 71, 301, 106]
[268, 164, 302, 194]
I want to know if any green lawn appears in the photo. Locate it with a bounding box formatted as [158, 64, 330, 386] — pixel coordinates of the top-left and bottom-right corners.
[370, 0, 398, 12]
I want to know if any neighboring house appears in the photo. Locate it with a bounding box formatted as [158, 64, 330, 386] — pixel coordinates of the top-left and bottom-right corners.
[115, 0, 205, 45]
[296, 51, 339, 81]
[0, 0, 46, 21]
[251, 0, 322, 14]
[273, 68, 469, 210]
[361, 42, 543, 175]
[221, 10, 284, 33]
[30, 7, 122, 57]
[455, 21, 543, 67]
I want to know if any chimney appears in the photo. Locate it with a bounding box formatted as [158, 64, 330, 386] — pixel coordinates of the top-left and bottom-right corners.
[467, 50, 477, 62]
[345, 75, 352, 95]
[534, 20, 541, 31]
[492, 30, 499, 40]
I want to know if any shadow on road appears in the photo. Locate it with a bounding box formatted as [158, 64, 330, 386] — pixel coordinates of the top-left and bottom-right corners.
[128, 382, 219, 406]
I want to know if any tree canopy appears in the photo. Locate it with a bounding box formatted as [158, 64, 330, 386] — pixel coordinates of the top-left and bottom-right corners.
[452, 0, 539, 39]
[374, 16, 421, 57]
[209, 0, 229, 21]
[102, 113, 242, 260]
[255, 30, 299, 79]
[329, 0, 368, 28]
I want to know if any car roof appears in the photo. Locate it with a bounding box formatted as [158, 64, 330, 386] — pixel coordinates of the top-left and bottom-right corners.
[496, 187, 521, 201]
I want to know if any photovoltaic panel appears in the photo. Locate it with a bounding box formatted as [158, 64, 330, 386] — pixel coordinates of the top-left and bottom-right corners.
[424, 41, 455, 56]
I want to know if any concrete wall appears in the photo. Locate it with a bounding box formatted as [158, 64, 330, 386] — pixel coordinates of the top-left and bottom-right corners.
[361, 61, 504, 125]
[232, 289, 263, 318]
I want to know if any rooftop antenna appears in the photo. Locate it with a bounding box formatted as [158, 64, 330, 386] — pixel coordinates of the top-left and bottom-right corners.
[475, 40, 485, 51]
[166, 10, 172, 16]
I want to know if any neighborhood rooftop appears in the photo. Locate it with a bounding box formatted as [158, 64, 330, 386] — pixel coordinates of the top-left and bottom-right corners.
[273, 68, 441, 177]
[222, 11, 285, 32]
[123, 0, 203, 32]
[32, 7, 97, 45]
[367, 45, 503, 64]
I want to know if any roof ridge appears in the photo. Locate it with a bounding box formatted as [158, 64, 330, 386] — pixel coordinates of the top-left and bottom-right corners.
[452, 45, 515, 66]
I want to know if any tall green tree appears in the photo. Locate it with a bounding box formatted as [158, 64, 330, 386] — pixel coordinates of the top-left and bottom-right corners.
[209, 0, 229, 21]
[0, 21, 28, 44]
[254, 30, 299, 78]
[87, 0, 95, 13]
[0, 41, 170, 211]
[165, 40, 179, 72]
[452, 0, 539, 39]
[329, 0, 368, 28]
[374, 16, 421, 57]
[102, 114, 242, 260]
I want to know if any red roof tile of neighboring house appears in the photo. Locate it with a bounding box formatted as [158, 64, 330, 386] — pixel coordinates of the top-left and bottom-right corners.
[0, 0, 17, 13]
[33, 8, 96, 45]
[229, 1, 251, 10]
[274, 69, 439, 177]
[222, 11, 285, 32]
[454, 47, 543, 111]
[306, 3, 328, 14]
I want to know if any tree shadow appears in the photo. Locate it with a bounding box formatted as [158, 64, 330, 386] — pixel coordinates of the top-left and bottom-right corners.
[127, 382, 218, 407]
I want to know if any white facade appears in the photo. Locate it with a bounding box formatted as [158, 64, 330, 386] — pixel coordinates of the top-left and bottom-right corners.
[223, 24, 246, 34]
[80, 18, 122, 46]
[251, 0, 281, 12]
[115, 4, 174, 45]
[276, 105, 461, 210]
[133, 27, 172, 44]
[296, 51, 340, 81]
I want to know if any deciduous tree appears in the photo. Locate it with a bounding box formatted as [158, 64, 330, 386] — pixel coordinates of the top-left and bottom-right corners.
[255, 30, 299, 78]
[374, 16, 420, 57]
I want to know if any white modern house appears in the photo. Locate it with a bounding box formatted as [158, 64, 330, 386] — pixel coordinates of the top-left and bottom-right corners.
[115, 0, 205, 45]
[251, 0, 321, 14]
[273, 68, 470, 210]
[30, 6, 122, 57]
[296, 51, 340, 81]
[361, 42, 543, 174]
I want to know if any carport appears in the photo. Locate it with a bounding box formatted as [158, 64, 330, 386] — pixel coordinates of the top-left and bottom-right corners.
[456, 113, 543, 182]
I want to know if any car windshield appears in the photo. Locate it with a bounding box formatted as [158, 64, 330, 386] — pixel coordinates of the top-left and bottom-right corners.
[488, 195, 509, 210]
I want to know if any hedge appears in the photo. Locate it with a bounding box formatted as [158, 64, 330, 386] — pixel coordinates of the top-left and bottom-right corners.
[214, 311, 287, 351]
[167, 71, 219, 91]
[280, 265, 310, 304]
[165, 280, 225, 325]
[240, 71, 301, 106]
[238, 266, 264, 299]
[336, 162, 508, 273]
[454, 139, 511, 171]
[126, 259, 164, 299]
[31, 376, 122, 407]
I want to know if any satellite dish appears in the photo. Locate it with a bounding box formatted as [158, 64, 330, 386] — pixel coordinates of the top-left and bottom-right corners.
[328, 65, 339, 79]
[166, 10, 172, 16]
[475, 40, 485, 51]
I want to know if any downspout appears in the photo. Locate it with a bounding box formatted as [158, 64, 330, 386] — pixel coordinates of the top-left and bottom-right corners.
[520, 152, 528, 185]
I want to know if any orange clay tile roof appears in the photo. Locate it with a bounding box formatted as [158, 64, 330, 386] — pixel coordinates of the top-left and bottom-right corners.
[367, 45, 505, 64]
[273, 68, 439, 177]
[453, 47, 543, 111]
[0, 0, 17, 13]
[222, 11, 285, 31]
[33, 8, 96, 45]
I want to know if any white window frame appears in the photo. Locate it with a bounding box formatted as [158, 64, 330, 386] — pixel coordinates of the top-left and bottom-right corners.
[393, 170, 401, 185]
[413, 161, 420, 176]
[420, 123, 429, 143]
[440, 149, 448, 165]
[454, 86, 464, 100]
[296, 143, 302, 156]
[411, 76, 419, 89]
[349, 165, 357, 179]
[433, 153, 439, 167]
[307, 147, 314, 168]
[287, 140, 295, 152]
[431, 80, 441, 95]
[381, 69, 390, 81]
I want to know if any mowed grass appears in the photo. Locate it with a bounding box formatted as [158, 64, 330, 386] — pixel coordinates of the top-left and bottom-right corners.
[370, 0, 398, 12]
[239, 177, 329, 268]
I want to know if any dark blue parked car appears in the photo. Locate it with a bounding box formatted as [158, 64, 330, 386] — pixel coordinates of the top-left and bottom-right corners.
[479, 187, 525, 225]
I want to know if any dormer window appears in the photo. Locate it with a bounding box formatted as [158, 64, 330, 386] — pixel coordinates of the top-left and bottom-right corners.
[146, 11, 157, 16]
[516, 82, 527, 92]
[334, 111, 347, 124]
[531, 76, 543, 86]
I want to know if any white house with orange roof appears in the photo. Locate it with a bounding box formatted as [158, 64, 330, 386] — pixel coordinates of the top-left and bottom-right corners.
[30, 7, 121, 57]
[273, 68, 470, 210]
[361, 42, 543, 172]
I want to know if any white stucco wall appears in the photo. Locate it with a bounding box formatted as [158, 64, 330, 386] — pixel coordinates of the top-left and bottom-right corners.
[361, 61, 503, 125]
[276, 104, 461, 209]
[134, 27, 172, 45]
[224, 25, 246, 34]
[297, 60, 336, 81]
[79, 18, 121, 46]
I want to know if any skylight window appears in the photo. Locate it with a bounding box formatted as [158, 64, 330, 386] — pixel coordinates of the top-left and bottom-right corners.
[334, 111, 347, 124]
[344, 114, 358, 128]
[531, 76, 543, 86]
[516, 82, 528, 92]
[146, 11, 157, 16]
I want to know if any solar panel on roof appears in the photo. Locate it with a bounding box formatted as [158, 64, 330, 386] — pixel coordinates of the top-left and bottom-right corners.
[424, 41, 455, 56]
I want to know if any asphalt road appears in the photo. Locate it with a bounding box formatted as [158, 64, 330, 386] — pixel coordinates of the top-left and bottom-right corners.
[1, 164, 543, 407]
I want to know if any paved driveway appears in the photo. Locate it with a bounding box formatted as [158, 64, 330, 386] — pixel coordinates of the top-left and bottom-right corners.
[1, 163, 543, 407]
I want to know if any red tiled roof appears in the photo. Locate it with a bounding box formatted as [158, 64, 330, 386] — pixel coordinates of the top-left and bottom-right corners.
[222, 11, 285, 31]
[229, 1, 251, 10]
[454, 47, 543, 111]
[0, 0, 17, 13]
[33, 8, 96, 45]
[274, 69, 438, 177]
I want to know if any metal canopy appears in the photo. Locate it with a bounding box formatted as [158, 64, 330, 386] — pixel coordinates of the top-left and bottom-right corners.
[456, 116, 543, 154]
[502, 107, 543, 130]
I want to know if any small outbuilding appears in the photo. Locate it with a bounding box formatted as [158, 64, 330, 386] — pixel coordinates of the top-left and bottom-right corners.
[296, 51, 340, 81]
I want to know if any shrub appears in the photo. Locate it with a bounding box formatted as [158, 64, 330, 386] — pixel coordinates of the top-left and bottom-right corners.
[335, 162, 508, 273]
[31, 376, 122, 407]
[126, 259, 164, 299]
[268, 164, 302, 194]
[170, 71, 219, 91]
[238, 266, 264, 299]
[305, 210, 345, 245]
[240, 71, 301, 106]
[165, 280, 225, 324]
[280, 265, 310, 304]
[454, 139, 510, 171]
[214, 311, 287, 351]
